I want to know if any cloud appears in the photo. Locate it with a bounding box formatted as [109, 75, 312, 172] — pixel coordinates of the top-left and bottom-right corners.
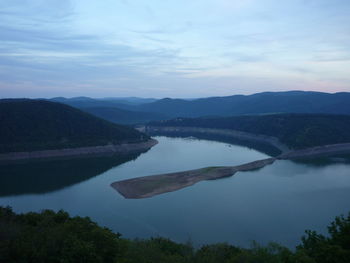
[0, 0, 349, 98]
[0, 0, 188, 96]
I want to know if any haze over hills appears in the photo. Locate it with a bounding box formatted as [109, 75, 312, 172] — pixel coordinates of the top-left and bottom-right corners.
[50, 96, 134, 109]
[137, 91, 350, 118]
[83, 107, 167, 125]
[99, 97, 157, 105]
[49, 97, 166, 124]
[0, 99, 149, 153]
[49, 91, 350, 125]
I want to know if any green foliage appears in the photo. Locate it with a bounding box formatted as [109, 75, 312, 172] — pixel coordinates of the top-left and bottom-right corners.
[0, 207, 123, 263]
[1, 207, 349, 263]
[193, 242, 295, 263]
[297, 213, 350, 263]
[194, 243, 241, 263]
[0, 99, 149, 153]
[149, 114, 350, 149]
[122, 237, 193, 263]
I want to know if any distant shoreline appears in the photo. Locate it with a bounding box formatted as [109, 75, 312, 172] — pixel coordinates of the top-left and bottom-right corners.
[0, 139, 158, 162]
[143, 126, 290, 153]
[277, 142, 350, 160]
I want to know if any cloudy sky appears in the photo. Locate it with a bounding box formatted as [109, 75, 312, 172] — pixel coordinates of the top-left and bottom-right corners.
[0, 0, 349, 98]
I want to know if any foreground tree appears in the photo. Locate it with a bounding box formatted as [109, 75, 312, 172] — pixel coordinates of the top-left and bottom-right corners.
[0, 207, 123, 263]
[1, 207, 349, 263]
[297, 213, 350, 263]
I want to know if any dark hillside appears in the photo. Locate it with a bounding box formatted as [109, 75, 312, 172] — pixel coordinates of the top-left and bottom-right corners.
[149, 114, 350, 149]
[0, 99, 148, 153]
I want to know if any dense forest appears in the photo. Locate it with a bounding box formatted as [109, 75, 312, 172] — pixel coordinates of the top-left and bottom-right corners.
[0, 207, 349, 263]
[149, 114, 350, 149]
[0, 99, 148, 153]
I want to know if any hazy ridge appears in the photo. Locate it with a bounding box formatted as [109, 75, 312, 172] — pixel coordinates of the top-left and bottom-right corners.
[49, 91, 350, 124]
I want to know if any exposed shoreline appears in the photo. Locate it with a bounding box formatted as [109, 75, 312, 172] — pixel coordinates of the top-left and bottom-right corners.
[0, 139, 158, 162]
[277, 143, 350, 159]
[143, 126, 290, 153]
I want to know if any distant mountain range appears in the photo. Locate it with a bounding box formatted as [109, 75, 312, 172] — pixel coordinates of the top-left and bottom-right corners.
[50, 96, 155, 109]
[82, 107, 166, 125]
[136, 91, 350, 117]
[48, 91, 350, 124]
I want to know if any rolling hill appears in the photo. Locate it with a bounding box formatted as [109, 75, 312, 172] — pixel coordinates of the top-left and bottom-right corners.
[0, 99, 149, 153]
[48, 91, 350, 124]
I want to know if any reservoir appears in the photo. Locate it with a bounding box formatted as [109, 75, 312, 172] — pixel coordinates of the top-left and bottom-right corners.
[0, 136, 350, 248]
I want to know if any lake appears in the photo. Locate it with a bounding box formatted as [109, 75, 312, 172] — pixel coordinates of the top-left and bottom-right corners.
[1, 136, 350, 248]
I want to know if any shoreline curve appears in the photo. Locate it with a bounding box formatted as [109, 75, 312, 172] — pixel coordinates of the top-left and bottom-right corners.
[0, 139, 158, 162]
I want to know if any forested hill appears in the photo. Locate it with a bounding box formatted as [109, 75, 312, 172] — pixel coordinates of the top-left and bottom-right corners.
[148, 114, 350, 149]
[0, 99, 148, 153]
[138, 91, 350, 117]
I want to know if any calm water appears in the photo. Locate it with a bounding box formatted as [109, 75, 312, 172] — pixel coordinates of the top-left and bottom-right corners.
[1, 136, 350, 248]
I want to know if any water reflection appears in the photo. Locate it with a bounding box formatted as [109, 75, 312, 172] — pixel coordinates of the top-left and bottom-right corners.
[0, 137, 349, 248]
[290, 154, 350, 167]
[147, 131, 281, 156]
[0, 153, 141, 196]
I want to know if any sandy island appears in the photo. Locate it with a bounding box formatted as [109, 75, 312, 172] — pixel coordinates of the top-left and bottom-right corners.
[111, 158, 276, 199]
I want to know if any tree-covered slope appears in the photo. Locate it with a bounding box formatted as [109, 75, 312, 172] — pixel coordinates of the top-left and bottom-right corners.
[149, 114, 350, 149]
[83, 106, 168, 125]
[0, 99, 148, 153]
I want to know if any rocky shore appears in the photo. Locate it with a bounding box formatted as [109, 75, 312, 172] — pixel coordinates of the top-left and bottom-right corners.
[0, 139, 158, 162]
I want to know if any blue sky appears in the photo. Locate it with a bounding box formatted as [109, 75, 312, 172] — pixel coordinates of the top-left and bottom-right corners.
[0, 0, 349, 98]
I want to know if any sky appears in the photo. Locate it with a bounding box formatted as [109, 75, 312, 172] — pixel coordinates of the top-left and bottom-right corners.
[0, 0, 349, 98]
